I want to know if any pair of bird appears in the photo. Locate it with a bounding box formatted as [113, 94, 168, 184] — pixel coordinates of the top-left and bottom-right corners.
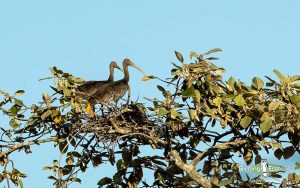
[77, 59, 145, 112]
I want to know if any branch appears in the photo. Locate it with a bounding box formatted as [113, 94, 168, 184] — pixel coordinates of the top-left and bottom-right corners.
[170, 150, 211, 188]
[0, 137, 58, 158]
[191, 139, 248, 166]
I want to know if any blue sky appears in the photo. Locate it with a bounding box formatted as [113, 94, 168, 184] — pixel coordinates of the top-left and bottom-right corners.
[0, 1, 300, 187]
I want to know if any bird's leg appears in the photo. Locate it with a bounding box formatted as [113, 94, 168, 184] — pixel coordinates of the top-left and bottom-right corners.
[100, 104, 105, 117]
[126, 85, 131, 106]
[115, 100, 119, 109]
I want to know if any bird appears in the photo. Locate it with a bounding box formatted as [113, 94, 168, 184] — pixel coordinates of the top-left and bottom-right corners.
[77, 61, 122, 98]
[77, 61, 122, 116]
[90, 58, 145, 106]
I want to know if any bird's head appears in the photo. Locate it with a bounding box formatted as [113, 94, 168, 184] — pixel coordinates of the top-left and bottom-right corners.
[110, 61, 123, 72]
[123, 58, 146, 76]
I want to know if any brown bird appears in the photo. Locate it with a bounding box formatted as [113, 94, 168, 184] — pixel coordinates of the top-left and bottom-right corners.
[77, 61, 122, 97]
[91, 59, 145, 105]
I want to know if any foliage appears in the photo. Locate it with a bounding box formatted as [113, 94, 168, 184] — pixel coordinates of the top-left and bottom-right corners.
[0, 49, 300, 188]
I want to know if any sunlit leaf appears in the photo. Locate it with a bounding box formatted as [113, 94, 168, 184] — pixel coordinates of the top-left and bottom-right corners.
[268, 101, 280, 111]
[42, 166, 53, 171]
[142, 75, 155, 81]
[41, 110, 52, 120]
[43, 93, 51, 108]
[181, 86, 195, 97]
[273, 69, 284, 81]
[9, 119, 20, 129]
[175, 51, 184, 63]
[252, 77, 264, 90]
[240, 116, 252, 128]
[234, 94, 246, 106]
[86, 103, 94, 116]
[97, 177, 112, 186]
[53, 115, 62, 124]
[218, 178, 233, 186]
[295, 162, 300, 170]
[190, 51, 199, 59]
[59, 140, 68, 154]
[290, 95, 300, 104]
[157, 107, 168, 117]
[15, 90, 25, 96]
[260, 119, 272, 133]
[203, 48, 222, 55]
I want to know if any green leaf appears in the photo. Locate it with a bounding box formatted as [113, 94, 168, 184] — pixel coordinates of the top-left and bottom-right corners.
[41, 110, 52, 120]
[157, 85, 166, 93]
[269, 142, 282, 149]
[251, 77, 264, 90]
[290, 95, 300, 104]
[255, 155, 261, 165]
[234, 94, 246, 106]
[157, 107, 168, 117]
[59, 140, 68, 154]
[260, 119, 272, 133]
[97, 177, 112, 186]
[193, 90, 201, 104]
[116, 159, 126, 171]
[274, 148, 283, 160]
[14, 99, 23, 106]
[170, 109, 179, 119]
[283, 146, 295, 159]
[15, 90, 25, 96]
[190, 51, 199, 59]
[295, 162, 300, 170]
[268, 101, 280, 111]
[38, 76, 53, 81]
[70, 178, 81, 183]
[175, 51, 184, 63]
[181, 86, 195, 97]
[47, 176, 57, 180]
[43, 93, 51, 107]
[10, 105, 20, 115]
[63, 88, 71, 97]
[212, 97, 222, 107]
[122, 149, 132, 166]
[203, 48, 222, 55]
[19, 179, 24, 188]
[42, 166, 53, 171]
[218, 177, 233, 186]
[240, 116, 252, 128]
[188, 109, 197, 121]
[49, 67, 56, 75]
[9, 119, 20, 129]
[74, 77, 85, 84]
[53, 66, 63, 74]
[273, 69, 284, 81]
[142, 75, 155, 81]
[62, 166, 72, 175]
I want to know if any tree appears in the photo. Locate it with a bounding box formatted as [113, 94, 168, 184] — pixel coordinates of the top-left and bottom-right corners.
[0, 49, 299, 188]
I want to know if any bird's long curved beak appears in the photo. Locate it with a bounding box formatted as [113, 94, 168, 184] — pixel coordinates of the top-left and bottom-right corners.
[115, 64, 123, 72]
[129, 62, 146, 76]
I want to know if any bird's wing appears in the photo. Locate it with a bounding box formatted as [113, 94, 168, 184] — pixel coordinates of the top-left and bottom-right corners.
[78, 80, 109, 95]
[92, 80, 128, 104]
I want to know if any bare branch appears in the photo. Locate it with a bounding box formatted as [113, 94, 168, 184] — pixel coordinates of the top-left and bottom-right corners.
[0, 137, 58, 158]
[191, 139, 248, 166]
[170, 150, 211, 188]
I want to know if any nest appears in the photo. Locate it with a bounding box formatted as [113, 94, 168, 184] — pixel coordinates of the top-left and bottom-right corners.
[69, 104, 163, 147]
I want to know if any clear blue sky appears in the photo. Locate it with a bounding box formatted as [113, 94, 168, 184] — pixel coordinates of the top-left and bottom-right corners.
[0, 1, 300, 187]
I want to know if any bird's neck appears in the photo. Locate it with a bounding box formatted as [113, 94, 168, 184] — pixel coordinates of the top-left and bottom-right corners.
[123, 65, 129, 82]
[108, 67, 114, 81]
